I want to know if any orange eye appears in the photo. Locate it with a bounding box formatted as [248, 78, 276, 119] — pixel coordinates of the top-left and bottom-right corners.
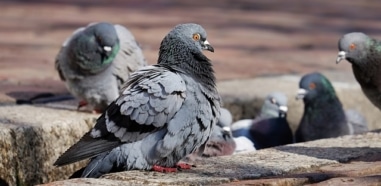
[349, 43, 356, 50]
[309, 82, 316, 90]
[193, 33, 200, 41]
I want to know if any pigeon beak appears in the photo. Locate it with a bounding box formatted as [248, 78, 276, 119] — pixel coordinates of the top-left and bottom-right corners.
[222, 126, 231, 132]
[296, 88, 308, 100]
[278, 105, 288, 113]
[336, 51, 346, 64]
[221, 126, 232, 140]
[103, 46, 112, 52]
[202, 40, 214, 52]
[278, 105, 288, 118]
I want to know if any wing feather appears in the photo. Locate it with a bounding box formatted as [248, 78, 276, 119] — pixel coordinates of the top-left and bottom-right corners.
[54, 66, 186, 166]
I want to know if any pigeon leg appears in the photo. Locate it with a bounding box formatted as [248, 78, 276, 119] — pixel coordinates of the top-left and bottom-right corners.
[77, 100, 88, 110]
[176, 162, 192, 169]
[152, 165, 177, 173]
[91, 109, 103, 114]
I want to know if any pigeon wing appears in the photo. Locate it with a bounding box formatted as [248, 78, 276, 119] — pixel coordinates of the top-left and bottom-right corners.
[54, 65, 186, 166]
[112, 24, 147, 88]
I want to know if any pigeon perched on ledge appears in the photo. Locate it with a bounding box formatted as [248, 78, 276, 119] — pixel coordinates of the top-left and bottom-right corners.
[232, 92, 293, 150]
[54, 23, 220, 178]
[55, 22, 146, 113]
[295, 72, 368, 142]
[336, 32, 381, 111]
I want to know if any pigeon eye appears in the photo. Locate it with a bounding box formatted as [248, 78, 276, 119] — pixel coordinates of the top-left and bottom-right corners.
[270, 98, 276, 104]
[309, 83, 316, 90]
[349, 43, 356, 50]
[193, 33, 201, 41]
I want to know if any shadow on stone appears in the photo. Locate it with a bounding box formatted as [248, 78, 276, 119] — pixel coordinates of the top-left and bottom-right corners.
[275, 146, 381, 163]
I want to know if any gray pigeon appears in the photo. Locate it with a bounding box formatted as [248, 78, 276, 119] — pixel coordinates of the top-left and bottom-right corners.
[336, 32, 381, 111]
[55, 22, 147, 112]
[231, 92, 293, 150]
[183, 108, 236, 163]
[295, 72, 368, 142]
[54, 23, 220, 178]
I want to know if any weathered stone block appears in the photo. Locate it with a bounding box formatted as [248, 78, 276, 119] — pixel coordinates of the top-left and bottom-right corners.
[0, 105, 98, 185]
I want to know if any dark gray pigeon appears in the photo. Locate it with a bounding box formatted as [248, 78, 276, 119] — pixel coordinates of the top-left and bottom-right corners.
[55, 22, 147, 112]
[336, 32, 381, 111]
[54, 23, 220, 178]
[231, 92, 293, 150]
[183, 108, 236, 163]
[295, 72, 368, 142]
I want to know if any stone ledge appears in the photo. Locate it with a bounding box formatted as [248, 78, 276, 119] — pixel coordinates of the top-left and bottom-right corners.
[1, 73, 381, 185]
[40, 132, 381, 185]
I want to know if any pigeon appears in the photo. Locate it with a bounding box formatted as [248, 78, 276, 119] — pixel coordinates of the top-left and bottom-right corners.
[231, 92, 293, 150]
[295, 72, 368, 142]
[336, 32, 381, 111]
[55, 22, 147, 112]
[183, 108, 236, 163]
[54, 23, 220, 178]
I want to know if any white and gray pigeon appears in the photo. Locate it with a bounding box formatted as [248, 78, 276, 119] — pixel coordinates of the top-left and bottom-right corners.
[54, 23, 220, 178]
[295, 72, 368, 142]
[231, 92, 293, 150]
[183, 108, 236, 163]
[55, 22, 147, 112]
[336, 32, 381, 111]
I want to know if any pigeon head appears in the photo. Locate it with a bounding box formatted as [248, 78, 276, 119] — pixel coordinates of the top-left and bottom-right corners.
[296, 72, 336, 103]
[336, 32, 370, 65]
[261, 92, 288, 118]
[70, 22, 120, 74]
[158, 23, 216, 89]
[158, 23, 214, 65]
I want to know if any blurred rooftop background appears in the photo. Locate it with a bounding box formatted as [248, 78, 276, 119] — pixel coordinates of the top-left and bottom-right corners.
[1, 0, 381, 97]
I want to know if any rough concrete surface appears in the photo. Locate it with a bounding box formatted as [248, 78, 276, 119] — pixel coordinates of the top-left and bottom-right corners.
[40, 132, 381, 185]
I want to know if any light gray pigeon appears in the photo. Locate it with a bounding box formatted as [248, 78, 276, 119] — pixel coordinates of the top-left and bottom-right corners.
[232, 92, 293, 150]
[55, 22, 147, 112]
[336, 32, 381, 111]
[183, 108, 236, 163]
[295, 72, 368, 142]
[54, 23, 220, 178]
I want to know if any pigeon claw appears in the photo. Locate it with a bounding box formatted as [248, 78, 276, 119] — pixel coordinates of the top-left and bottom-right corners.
[152, 165, 178, 173]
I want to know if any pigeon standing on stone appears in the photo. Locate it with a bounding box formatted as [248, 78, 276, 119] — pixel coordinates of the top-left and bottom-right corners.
[183, 108, 236, 163]
[336, 32, 381, 111]
[55, 22, 147, 112]
[54, 23, 220, 178]
[231, 92, 293, 150]
[295, 72, 368, 142]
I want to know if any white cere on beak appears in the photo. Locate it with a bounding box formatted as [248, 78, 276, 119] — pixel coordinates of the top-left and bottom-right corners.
[222, 126, 231, 132]
[296, 88, 308, 100]
[204, 40, 210, 45]
[278, 106, 288, 113]
[103, 46, 112, 52]
[336, 51, 346, 64]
